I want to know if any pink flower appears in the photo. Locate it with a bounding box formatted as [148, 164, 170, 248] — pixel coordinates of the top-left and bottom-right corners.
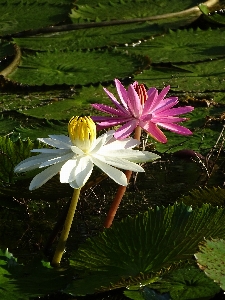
[91, 79, 194, 143]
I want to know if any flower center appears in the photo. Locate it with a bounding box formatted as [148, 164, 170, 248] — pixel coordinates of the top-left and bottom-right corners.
[68, 116, 96, 152]
[133, 83, 148, 105]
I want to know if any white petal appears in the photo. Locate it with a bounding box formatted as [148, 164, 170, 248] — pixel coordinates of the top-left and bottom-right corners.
[71, 145, 85, 155]
[14, 153, 57, 173]
[93, 154, 144, 172]
[39, 152, 74, 168]
[60, 156, 93, 187]
[102, 149, 160, 162]
[38, 135, 71, 148]
[69, 179, 80, 189]
[60, 159, 78, 183]
[100, 138, 140, 152]
[31, 148, 71, 154]
[73, 156, 93, 187]
[29, 162, 64, 190]
[92, 157, 128, 186]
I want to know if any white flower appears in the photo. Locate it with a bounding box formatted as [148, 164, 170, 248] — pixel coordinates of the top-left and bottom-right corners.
[14, 116, 160, 190]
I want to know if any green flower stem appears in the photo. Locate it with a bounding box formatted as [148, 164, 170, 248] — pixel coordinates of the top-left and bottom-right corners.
[104, 126, 142, 228]
[51, 188, 81, 267]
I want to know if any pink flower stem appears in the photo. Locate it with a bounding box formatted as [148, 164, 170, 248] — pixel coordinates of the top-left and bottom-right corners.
[103, 126, 142, 228]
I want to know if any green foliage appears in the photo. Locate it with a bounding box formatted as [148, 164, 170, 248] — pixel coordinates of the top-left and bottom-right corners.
[195, 239, 225, 291]
[134, 57, 225, 92]
[8, 49, 147, 85]
[124, 287, 170, 300]
[0, 249, 72, 299]
[150, 265, 220, 299]
[118, 28, 225, 63]
[195, 238, 225, 291]
[0, 136, 41, 184]
[0, 0, 72, 36]
[66, 203, 225, 295]
[14, 23, 162, 51]
[70, 0, 200, 22]
[178, 187, 225, 208]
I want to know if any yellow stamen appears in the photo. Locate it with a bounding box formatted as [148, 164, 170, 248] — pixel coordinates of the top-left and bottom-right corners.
[68, 116, 96, 151]
[68, 116, 96, 141]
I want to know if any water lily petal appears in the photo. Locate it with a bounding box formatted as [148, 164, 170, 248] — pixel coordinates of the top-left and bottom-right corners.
[114, 119, 138, 140]
[157, 122, 193, 135]
[102, 149, 160, 162]
[156, 106, 194, 117]
[14, 153, 57, 172]
[39, 152, 74, 168]
[103, 87, 129, 115]
[114, 78, 129, 110]
[91, 103, 127, 117]
[60, 159, 78, 183]
[91, 157, 128, 186]
[73, 156, 93, 187]
[38, 136, 71, 148]
[31, 148, 70, 154]
[142, 122, 168, 143]
[29, 162, 64, 190]
[71, 145, 85, 155]
[93, 153, 144, 172]
[143, 88, 158, 113]
[127, 84, 142, 118]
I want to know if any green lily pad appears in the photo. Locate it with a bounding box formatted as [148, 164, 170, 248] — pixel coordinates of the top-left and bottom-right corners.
[118, 28, 225, 63]
[67, 203, 225, 295]
[195, 238, 225, 291]
[8, 49, 147, 86]
[0, 0, 72, 36]
[150, 266, 220, 300]
[134, 58, 225, 92]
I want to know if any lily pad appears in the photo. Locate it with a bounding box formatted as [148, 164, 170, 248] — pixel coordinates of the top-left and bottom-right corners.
[195, 238, 225, 291]
[8, 49, 147, 86]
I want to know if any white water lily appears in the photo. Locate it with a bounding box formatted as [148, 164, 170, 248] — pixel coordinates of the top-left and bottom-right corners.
[14, 116, 160, 190]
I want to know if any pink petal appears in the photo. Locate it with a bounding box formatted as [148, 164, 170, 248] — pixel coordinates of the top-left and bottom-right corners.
[157, 122, 193, 135]
[91, 103, 128, 117]
[114, 119, 138, 139]
[143, 88, 158, 114]
[156, 106, 194, 117]
[152, 97, 179, 114]
[115, 79, 129, 110]
[127, 84, 142, 118]
[142, 122, 167, 143]
[151, 116, 187, 124]
[103, 87, 128, 115]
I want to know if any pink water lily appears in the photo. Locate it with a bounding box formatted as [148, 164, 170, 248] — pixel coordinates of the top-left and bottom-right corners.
[91, 79, 194, 143]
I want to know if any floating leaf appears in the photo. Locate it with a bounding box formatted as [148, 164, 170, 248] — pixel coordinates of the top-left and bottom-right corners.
[195, 238, 225, 291]
[134, 57, 225, 92]
[179, 187, 225, 208]
[14, 23, 162, 51]
[8, 49, 147, 86]
[0, 249, 72, 299]
[0, 0, 73, 36]
[118, 28, 225, 63]
[150, 265, 220, 299]
[70, 0, 201, 23]
[67, 203, 225, 295]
